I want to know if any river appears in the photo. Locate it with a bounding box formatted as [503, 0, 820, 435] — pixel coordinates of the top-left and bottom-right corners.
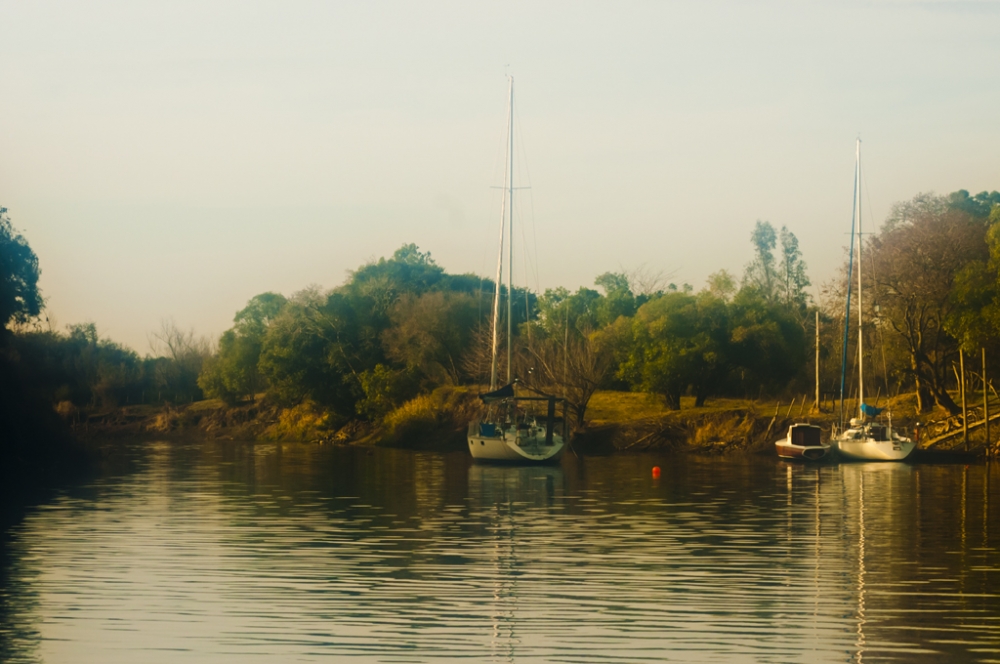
[1, 439, 998, 663]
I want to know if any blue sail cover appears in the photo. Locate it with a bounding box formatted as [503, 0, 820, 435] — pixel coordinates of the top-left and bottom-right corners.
[860, 403, 883, 417]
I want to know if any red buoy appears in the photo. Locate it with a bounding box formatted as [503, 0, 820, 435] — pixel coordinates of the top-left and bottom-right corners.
[652, 466, 661, 479]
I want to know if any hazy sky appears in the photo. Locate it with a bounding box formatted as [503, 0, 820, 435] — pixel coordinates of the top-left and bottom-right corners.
[2, 0, 999, 353]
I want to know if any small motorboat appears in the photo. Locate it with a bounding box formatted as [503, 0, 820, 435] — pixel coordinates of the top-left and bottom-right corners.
[775, 423, 830, 461]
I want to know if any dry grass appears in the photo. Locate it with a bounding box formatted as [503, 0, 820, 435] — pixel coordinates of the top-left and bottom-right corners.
[263, 401, 332, 441]
[585, 391, 829, 426]
[379, 385, 484, 449]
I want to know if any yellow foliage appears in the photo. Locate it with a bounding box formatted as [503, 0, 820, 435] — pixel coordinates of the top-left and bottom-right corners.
[380, 385, 483, 445]
[264, 401, 331, 441]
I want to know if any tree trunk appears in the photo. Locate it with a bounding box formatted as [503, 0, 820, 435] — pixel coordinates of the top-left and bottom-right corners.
[911, 353, 932, 413]
[930, 382, 961, 415]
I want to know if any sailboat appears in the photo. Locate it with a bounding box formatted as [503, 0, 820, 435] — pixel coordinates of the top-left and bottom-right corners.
[833, 140, 916, 461]
[466, 77, 567, 464]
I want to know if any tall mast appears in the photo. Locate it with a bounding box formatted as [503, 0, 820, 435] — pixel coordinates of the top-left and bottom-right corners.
[856, 139, 864, 418]
[506, 76, 514, 384]
[839, 143, 859, 427]
[488, 77, 513, 390]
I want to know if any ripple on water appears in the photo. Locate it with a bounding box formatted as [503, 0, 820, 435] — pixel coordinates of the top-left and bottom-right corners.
[1, 443, 999, 663]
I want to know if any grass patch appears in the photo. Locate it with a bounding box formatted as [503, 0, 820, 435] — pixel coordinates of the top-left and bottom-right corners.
[379, 386, 483, 450]
[263, 401, 332, 441]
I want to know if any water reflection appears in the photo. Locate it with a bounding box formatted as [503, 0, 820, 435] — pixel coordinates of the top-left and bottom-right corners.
[0, 441, 998, 663]
[466, 465, 565, 662]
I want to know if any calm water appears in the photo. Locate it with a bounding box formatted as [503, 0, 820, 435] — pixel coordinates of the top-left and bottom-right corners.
[1, 441, 998, 663]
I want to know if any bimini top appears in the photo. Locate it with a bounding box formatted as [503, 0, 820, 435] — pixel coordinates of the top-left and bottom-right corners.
[479, 383, 515, 403]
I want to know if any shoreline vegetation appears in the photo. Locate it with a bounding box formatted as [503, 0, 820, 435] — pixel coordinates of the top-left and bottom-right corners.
[4, 190, 1000, 492]
[67, 388, 987, 459]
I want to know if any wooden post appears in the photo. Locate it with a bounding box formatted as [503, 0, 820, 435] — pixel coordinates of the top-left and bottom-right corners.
[961, 350, 968, 451]
[985, 347, 990, 449]
[815, 310, 820, 412]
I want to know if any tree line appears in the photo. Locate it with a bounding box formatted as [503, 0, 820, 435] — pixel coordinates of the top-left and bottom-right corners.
[2, 189, 999, 437]
[195, 236, 816, 429]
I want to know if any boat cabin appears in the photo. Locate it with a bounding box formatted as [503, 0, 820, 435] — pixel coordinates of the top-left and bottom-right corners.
[789, 424, 823, 447]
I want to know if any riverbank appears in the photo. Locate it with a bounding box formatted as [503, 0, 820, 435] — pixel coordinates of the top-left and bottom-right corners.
[71, 385, 485, 452]
[0, 353, 92, 526]
[65, 388, 990, 456]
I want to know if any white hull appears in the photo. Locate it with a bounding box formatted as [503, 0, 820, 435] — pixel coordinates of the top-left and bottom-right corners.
[836, 438, 915, 461]
[468, 429, 564, 463]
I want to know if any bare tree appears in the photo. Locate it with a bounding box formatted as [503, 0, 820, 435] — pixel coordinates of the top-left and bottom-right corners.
[148, 318, 212, 403]
[865, 200, 988, 414]
[528, 327, 615, 430]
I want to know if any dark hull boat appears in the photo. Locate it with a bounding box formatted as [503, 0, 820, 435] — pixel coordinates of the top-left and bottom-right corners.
[775, 423, 830, 461]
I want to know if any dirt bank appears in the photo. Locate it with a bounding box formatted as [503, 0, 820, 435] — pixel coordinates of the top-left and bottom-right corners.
[69, 389, 987, 457]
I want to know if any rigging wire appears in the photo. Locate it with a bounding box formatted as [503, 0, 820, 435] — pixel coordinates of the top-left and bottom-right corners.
[862, 161, 893, 402]
[478, 87, 515, 286]
[514, 97, 542, 297]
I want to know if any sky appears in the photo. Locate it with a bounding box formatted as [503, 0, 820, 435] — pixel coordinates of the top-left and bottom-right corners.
[2, 0, 999, 353]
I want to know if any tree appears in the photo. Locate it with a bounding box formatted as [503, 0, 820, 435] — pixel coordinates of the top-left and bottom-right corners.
[743, 220, 778, 302]
[617, 292, 731, 409]
[777, 226, 810, 309]
[529, 326, 615, 428]
[355, 363, 420, 421]
[199, 292, 287, 404]
[947, 204, 1000, 351]
[706, 270, 737, 301]
[149, 319, 211, 403]
[348, 243, 445, 299]
[946, 190, 1000, 218]
[727, 290, 807, 396]
[382, 290, 480, 385]
[593, 271, 641, 326]
[866, 195, 989, 413]
[258, 287, 379, 419]
[0, 208, 43, 336]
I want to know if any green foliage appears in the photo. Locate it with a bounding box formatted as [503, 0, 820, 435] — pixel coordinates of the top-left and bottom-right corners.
[727, 291, 807, 394]
[536, 271, 647, 341]
[258, 288, 363, 417]
[617, 292, 731, 409]
[706, 270, 737, 301]
[947, 205, 1000, 350]
[348, 243, 446, 299]
[356, 363, 420, 421]
[743, 220, 778, 301]
[0, 207, 44, 334]
[777, 226, 810, 309]
[12, 324, 145, 408]
[865, 194, 989, 413]
[536, 286, 602, 337]
[199, 292, 287, 404]
[742, 220, 810, 308]
[593, 271, 642, 326]
[946, 190, 1000, 219]
[383, 290, 480, 385]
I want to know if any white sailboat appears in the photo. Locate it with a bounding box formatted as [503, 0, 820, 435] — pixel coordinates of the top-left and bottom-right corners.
[833, 140, 915, 462]
[467, 76, 567, 464]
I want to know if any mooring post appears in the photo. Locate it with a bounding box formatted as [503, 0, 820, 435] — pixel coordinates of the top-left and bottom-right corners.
[815, 310, 820, 412]
[961, 350, 968, 451]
